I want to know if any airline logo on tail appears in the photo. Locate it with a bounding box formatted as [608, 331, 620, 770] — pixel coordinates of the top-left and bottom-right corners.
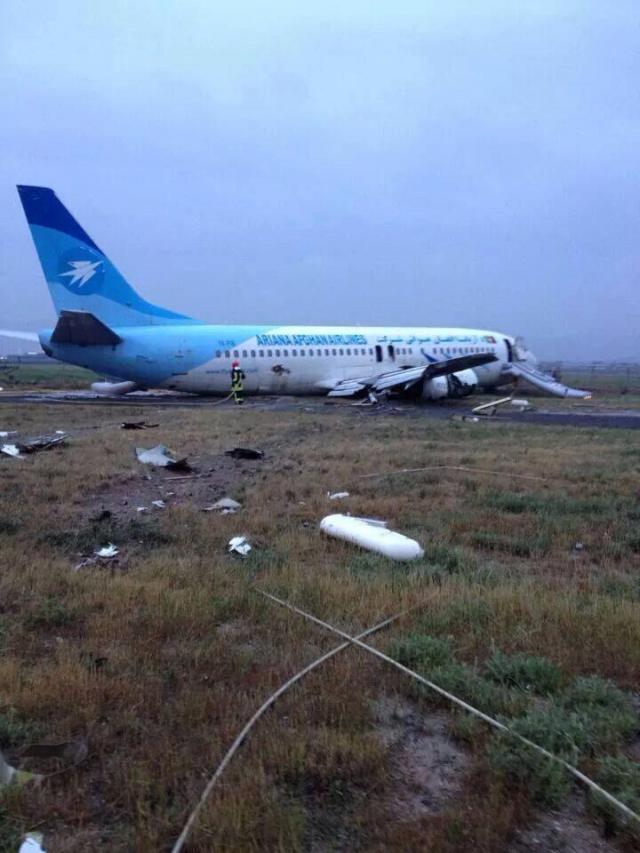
[57, 252, 104, 294]
[60, 260, 102, 287]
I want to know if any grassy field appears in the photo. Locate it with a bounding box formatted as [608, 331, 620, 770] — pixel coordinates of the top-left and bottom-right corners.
[0, 362, 98, 390]
[0, 403, 639, 851]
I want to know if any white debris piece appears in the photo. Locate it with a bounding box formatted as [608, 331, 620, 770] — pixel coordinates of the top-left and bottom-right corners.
[95, 543, 118, 558]
[151, 500, 166, 509]
[55, 430, 66, 435]
[135, 445, 190, 470]
[19, 832, 46, 853]
[228, 536, 252, 557]
[136, 506, 148, 513]
[327, 491, 350, 500]
[320, 514, 424, 561]
[0, 431, 15, 438]
[204, 497, 242, 514]
[1, 444, 22, 458]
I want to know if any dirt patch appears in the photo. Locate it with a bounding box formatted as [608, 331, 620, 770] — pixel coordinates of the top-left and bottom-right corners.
[84, 450, 266, 520]
[509, 795, 616, 852]
[373, 695, 470, 821]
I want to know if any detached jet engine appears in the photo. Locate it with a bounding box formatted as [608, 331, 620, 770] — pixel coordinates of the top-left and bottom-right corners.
[422, 368, 478, 400]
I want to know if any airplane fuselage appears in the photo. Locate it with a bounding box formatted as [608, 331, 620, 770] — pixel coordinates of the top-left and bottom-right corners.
[40, 323, 512, 396]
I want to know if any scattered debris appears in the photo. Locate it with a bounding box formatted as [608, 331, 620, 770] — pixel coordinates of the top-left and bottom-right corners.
[327, 491, 350, 500]
[203, 497, 242, 514]
[1, 434, 67, 458]
[95, 543, 118, 558]
[55, 429, 66, 435]
[19, 832, 46, 853]
[74, 543, 121, 570]
[0, 430, 16, 438]
[225, 447, 264, 460]
[472, 395, 532, 417]
[136, 506, 148, 513]
[228, 536, 252, 557]
[135, 445, 192, 471]
[1, 443, 22, 458]
[573, 542, 584, 552]
[120, 421, 159, 430]
[320, 514, 424, 561]
[450, 414, 480, 423]
[151, 500, 166, 509]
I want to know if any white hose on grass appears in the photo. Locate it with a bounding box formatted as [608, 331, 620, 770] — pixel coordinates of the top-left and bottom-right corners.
[171, 608, 407, 852]
[259, 589, 640, 828]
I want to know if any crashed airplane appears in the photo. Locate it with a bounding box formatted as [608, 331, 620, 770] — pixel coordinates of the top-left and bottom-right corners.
[10, 186, 589, 401]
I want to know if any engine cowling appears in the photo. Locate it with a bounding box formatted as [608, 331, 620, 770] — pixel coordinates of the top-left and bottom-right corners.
[91, 380, 138, 396]
[421, 369, 477, 400]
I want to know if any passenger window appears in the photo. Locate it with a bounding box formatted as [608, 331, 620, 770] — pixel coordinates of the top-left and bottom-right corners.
[346, 348, 351, 356]
[317, 349, 321, 357]
[242, 350, 247, 358]
[324, 349, 329, 356]
[250, 349, 256, 357]
[224, 350, 230, 358]
[275, 349, 280, 357]
[292, 349, 297, 356]
[339, 348, 344, 356]
[215, 350, 221, 358]
[267, 349, 273, 357]
[283, 349, 289, 357]
[300, 349, 305, 357]
[233, 350, 239, 358]
[309, 349, 314, 356]
[332, 348, 337, 356]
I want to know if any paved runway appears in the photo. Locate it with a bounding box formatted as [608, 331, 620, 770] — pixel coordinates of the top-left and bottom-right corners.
[1, 390, 639, 429]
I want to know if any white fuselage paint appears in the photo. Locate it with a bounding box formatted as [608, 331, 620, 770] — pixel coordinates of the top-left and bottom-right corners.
[158, 326, 511, 395]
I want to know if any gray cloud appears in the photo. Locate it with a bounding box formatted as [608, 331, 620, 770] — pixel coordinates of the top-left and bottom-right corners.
[1, 0, 638, 359]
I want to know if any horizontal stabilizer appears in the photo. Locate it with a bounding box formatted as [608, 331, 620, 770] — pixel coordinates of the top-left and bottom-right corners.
[51, 310, 122, 346]
[506, 363, 591, 399]
[0, 330, 40, 342]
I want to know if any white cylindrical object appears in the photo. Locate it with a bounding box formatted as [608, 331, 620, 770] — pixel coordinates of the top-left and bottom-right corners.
[320, 514, 424, 561]
[91, 380, 137, 396]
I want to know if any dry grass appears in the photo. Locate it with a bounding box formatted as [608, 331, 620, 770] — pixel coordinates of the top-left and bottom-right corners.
[0, 401, 639, 851]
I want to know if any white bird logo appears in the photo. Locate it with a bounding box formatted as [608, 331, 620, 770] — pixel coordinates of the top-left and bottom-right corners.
[59, 260, 102, 287]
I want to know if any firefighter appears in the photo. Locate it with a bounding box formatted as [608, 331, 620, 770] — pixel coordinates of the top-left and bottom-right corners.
[230, 360, 245, 404]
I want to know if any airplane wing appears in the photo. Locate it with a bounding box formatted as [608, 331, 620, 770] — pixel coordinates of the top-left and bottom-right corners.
[505, 362, 591, 399]
[0, 330, 40, 342]
[327, 352, 498, 397]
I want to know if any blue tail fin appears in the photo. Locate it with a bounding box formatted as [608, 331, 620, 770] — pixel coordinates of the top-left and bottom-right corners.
[17, 186, 199, 327]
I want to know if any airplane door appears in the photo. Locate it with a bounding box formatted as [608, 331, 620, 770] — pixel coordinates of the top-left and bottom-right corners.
[504, 338, 514, 362]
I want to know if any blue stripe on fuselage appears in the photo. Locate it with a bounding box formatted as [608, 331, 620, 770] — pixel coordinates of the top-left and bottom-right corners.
[40, 324, 273, 384]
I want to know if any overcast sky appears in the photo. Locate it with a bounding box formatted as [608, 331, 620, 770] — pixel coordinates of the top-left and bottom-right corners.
[1, 1, 638, 359]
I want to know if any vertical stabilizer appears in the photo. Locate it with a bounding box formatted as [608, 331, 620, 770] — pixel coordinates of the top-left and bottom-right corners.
[17, 186, 200, 327]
